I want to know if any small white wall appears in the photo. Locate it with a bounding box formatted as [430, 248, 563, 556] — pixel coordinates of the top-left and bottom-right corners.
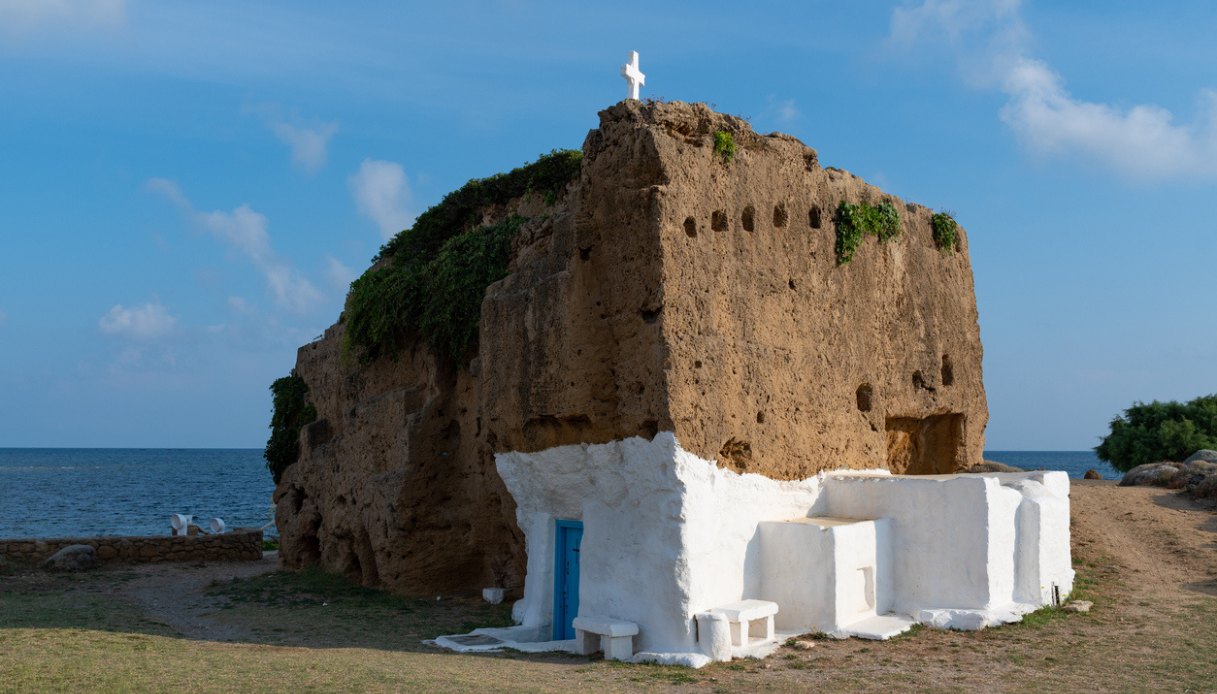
[759, 517, 891, 633]
[822, 471, 1074, 615]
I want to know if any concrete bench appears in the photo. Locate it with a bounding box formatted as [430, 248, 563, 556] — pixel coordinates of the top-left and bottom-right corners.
[572, 616, 639, 661]
[710, 599, 778, 648]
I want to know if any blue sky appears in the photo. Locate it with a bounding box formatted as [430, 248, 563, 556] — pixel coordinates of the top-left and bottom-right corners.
[0, 0, 1213, 450]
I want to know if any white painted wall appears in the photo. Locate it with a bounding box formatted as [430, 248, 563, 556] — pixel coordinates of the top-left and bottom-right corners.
[495, 434, 1074, 662]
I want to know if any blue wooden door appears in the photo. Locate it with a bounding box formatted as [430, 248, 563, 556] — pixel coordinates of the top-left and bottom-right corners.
[552, 519, 583, 640]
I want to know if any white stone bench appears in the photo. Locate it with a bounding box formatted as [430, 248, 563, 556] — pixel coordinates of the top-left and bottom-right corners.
[709, 599, 778, 649]
[572, 616, 639, 661]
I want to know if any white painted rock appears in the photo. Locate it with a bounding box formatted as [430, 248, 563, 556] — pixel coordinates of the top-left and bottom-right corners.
[41, 544, 97, 571]
[1063, 600, 1092, 613]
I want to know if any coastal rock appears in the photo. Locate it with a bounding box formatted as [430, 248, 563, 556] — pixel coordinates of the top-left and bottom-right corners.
[274, 100, 989, 596]
[1083, 469, 1103, 480]
[41, 544, 96, 571]
[1184, 449, 1217, 464]
[1120, 462, 1180, 487]
[968, 460, 1024, 473]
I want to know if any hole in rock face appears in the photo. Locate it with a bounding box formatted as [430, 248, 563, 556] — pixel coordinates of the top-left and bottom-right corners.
[719, 438, 753, 472]
[639, 419, 659, 439]
[788, 279, 796, 290]
[856, 383, 874, 413]
[742, 205, 756, 232]
[579, 247, 591, 261]
[712, 209, 729, 231]
[640, 306, 662, 323]
[756, 411, 765, 424]
[684, 217, 697, 238]
[809, 205, 823, 229]
[694, 360, 703, 368]
[912, 370, 935, 392]
[773, 204, 788, 228]
[941, 354, 954, 386]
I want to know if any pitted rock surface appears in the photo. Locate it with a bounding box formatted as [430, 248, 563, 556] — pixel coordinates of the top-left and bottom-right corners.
[275, 101, 989, 596]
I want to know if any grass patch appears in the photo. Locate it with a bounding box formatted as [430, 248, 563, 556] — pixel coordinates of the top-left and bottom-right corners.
[205, 567, 514, 648]
[834, 199, 901, 265]
[713, 130, 735, 164]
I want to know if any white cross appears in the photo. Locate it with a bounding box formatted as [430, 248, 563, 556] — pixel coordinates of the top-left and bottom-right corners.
[621, 50, 645, 101]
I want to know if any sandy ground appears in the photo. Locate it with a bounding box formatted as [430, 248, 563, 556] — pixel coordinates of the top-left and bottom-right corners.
[1070, 480, 1217, 598]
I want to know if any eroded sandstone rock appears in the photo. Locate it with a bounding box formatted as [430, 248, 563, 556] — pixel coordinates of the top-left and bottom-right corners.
[274, 101, 989, 596]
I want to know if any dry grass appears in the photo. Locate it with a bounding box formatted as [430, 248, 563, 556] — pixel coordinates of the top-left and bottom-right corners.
[2, 483, 1215, 693]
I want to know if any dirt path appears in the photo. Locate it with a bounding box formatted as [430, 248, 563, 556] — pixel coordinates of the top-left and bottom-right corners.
[106, 552, 279, 642]
[1070, 480, 1217, 598]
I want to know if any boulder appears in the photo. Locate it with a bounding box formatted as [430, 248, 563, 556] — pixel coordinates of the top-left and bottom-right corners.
[1184, 449, 1217, 464]
[1083, 469, 1103, 480]
[1063, 600, 1092, 613]
[41, 544, 97, 571]
[1119, 462, 1180, 487]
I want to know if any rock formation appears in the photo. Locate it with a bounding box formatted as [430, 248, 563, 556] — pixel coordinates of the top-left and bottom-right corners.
[273, 100, 989, 596]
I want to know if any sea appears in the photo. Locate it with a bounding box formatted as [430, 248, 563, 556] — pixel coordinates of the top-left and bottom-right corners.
[0, 448, 276, 540]
[0, 448, 1118, 540]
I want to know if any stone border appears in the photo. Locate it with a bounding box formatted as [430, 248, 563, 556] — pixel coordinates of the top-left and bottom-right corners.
[0, 528, 263, 565]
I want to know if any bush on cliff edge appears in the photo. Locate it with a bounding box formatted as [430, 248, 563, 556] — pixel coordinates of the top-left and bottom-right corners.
[344, 150, 582, 365]
[265, 371, 316, 484]
[1095, 394, 1217, 472]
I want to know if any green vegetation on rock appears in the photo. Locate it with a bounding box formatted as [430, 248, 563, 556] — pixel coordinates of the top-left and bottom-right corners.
[1095, 394, 1217, 471]
[374, 149, 581, 263]
[265, 372, 317, 484]
[931, 211, 958, 254]
[344, 150, 582, 366]
[834, 199, 901, 265]
[713, 130, 735, 164]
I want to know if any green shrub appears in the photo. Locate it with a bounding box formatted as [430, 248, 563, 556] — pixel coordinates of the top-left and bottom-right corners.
[344, 216, 525, 365]
[343, 149, 582, 367]
[713, 130, 735, 164]
[834, 200, 901, 265]
[265, 372, 317, 484]
[931, 211, 958, 253]
[375, 149, 581, 263]
[1095, 394, 1217, 472]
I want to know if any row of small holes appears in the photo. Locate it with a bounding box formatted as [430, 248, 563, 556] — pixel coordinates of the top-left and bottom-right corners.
[685, 204, 824, 237]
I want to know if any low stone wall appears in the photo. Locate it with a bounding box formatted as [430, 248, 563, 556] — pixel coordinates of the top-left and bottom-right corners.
[0, 528, 263, 566]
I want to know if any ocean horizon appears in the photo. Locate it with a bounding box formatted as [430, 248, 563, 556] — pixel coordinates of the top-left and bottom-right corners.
[0, 448, 1117, 539]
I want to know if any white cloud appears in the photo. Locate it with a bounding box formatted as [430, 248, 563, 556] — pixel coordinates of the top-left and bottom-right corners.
[765, 97, 799, 125]
[890, 0, 1217, 179]
[0, 0, 125, 28]
[227, 296, 252, 315]
[325, 255, 356, 292]
[147, 178, 323, 313]
[270, 120, 338, 174]
[349, 158, 413, 240]
[99, 301, 177, 340]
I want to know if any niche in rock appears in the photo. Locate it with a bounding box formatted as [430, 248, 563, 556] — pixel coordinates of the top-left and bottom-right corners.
[773, 203, 788, 228]
[884, 413, 964, 475]
[809, 205, 823, 229]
